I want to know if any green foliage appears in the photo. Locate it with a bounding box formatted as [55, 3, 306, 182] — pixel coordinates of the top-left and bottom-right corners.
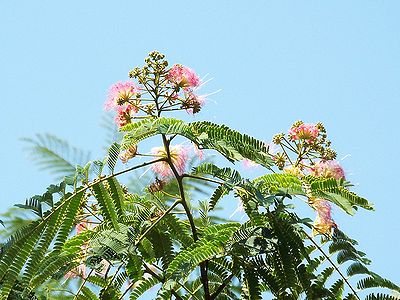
[121, 117, 274, 167]
[22, 134, 91, 180]
[1, 52, 398, 300]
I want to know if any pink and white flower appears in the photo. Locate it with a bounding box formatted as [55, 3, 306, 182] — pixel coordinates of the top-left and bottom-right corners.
[76, 220, 89, 235]
[184, 91, 206, 114]
[242, 159, 259, 169]
[312, 160, 345, 180]
[114, 104, 138, 127]
[310, 198, 337, 235]
[151, 145, 189, 177]
[193, 143, 204, 160]
[104, 81, 139, 111]
[167, 64, 200, 88]
[288, 123, 319, 142]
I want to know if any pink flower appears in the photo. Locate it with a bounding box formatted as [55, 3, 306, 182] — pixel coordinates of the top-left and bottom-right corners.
[184, 92, 205, 114]
[120, 144, 138, 164]
[242, 159, 259, 169]
[288, 123, 319, 142]
[167, 64, 200, 88]
[193, 143, 204, 160]
[151, 145, 189, 177]
[114, 105, 138, 127]
[76, 220, 89, 234]
[104, 81, 139, 111]
[312, 160, 345, 180]
[310, 198, 337, 236]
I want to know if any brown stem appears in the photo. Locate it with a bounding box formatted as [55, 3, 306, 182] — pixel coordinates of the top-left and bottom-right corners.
[73, 269, 94, 299]
[142, 264, 184, 300]
[134, 200, 179, 246]
[182, 174, 224, 185]
[210, 273, 234, 300]
[160, 133, 211, 300]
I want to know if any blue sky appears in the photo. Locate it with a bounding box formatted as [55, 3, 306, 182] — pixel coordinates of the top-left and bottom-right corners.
[1, 0, 399, 288]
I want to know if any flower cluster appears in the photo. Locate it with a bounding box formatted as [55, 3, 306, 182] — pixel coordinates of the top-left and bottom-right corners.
[165, 64, 205, 114]
[272, 120, 337, 171]
[151, 145, 189, 178]
[167, 64, 200, 88]
[104, 81, 141, 128]
[309, 198, 337, 236]
[104, 81, 139, 111]
[288, 122, 320, 143]
[270, 121, 347, 235]
[311, 160, 345, 180]
[105, 52, 205, 128]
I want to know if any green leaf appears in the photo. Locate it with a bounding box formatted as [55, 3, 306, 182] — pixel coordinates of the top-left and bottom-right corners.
[22, 133, 90, 179]
[92, 182, 119, 229]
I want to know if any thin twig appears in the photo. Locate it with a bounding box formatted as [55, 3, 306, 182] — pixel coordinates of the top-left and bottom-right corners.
[182, 174, 224, 185]
[134, 200, 180, 246]
[210, 273, 235, 300]
[303, 230, 360, 299]
[73, 269, 94, 299]
[143, 264, 184, 300]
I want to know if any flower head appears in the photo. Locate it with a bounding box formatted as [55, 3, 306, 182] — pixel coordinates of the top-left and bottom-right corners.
[104, 81, 139, 111]
[114, 105, 138, 128]
[242, 159, 259, 169]
[183, 92, 206, 114]
[312, 160, 345, 180]
[120, 144, 138, 164]
[288, 123, 319, 142]
[193, 143, 204, 160]
[76, 220, 89, 235]
[151, 145, 189, 177]
[310, 198, 337, 236]
[167, 64, 200, 88]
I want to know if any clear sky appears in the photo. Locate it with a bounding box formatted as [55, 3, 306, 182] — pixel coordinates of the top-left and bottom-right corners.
[1, 0, 399, 288]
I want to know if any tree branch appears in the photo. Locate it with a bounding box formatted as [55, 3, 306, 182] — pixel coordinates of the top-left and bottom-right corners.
[160, 133, 211, 300]
[134, 200, 180, 247]
[210, 273, 235, 300]
[303, 230, 360, 300]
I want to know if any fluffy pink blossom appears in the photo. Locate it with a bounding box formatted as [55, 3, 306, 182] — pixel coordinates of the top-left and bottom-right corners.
[114, 105, 138, 127]
[312, 160, 345, 180]
[193, 143, 204, 160]
[104, 81, 139, 111]
[242, 159, 259, 169]
[167, 64, 200, 88]
[151, 145, 189, 177]
[288, 123, 319, 142]
[311, 198, 337, 235]
[184, 92, 205, 114]
[76, 220, 89, 235]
